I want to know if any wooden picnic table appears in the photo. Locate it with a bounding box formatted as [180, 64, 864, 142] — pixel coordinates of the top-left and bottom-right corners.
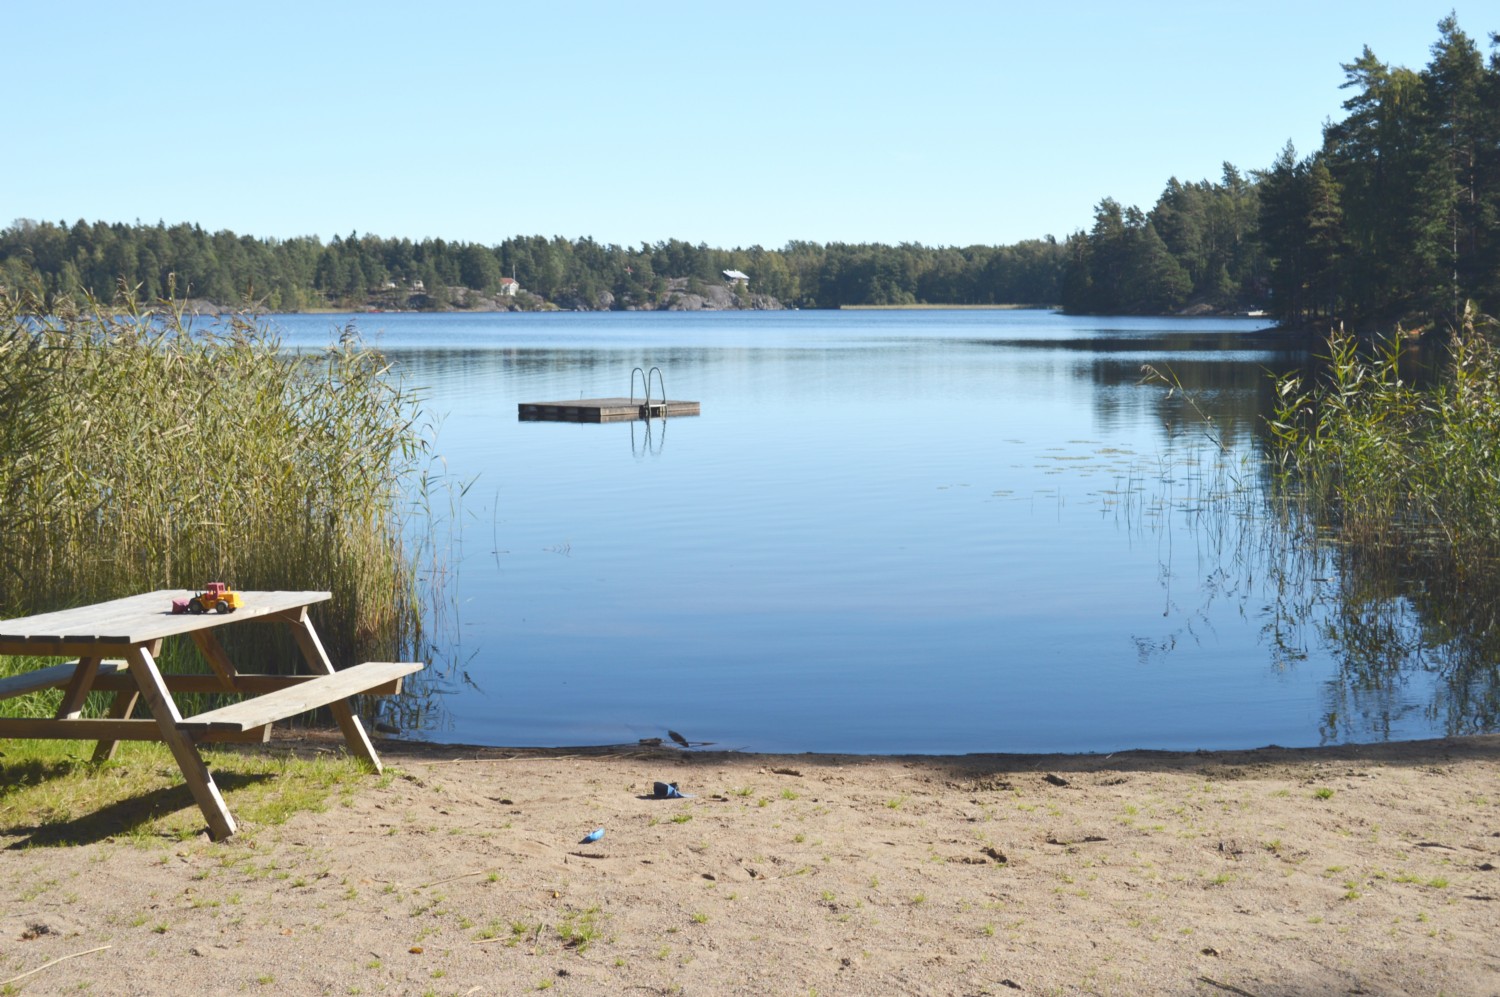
[0, 590, 423, 840]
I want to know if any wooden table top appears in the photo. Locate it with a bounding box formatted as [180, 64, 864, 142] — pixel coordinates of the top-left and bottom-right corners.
[0, 591, 331, 647]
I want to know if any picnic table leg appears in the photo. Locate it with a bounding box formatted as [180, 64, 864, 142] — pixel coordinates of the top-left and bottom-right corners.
[90, 683, 142, 762]
[54, 654, 137, 763]
[54, 656, 103, 719]
[190, 630, 241, 690]
[284, 608, 383, 773]
[125, 644, 237, 840]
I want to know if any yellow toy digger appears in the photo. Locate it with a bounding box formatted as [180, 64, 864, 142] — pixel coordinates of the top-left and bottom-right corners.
[171, 582, 243, 615]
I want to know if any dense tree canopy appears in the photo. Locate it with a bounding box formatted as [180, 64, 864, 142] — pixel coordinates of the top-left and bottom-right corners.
[1064, 16, 1500, 329]
[1061, 168, 1265, 316]
[1273, 15, 1500, 328]
[0, 221, 1067, 312]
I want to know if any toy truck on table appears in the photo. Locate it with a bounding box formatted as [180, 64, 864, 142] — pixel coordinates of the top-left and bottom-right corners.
[171, 583, 243, 615]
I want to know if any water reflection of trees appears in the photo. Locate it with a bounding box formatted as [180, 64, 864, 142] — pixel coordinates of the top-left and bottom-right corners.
[1127, 438, 1500, 743]
[1309, 539, 1500, 741]
[1001, 332, 1488, 745]
[1051, 328, 1309, 444]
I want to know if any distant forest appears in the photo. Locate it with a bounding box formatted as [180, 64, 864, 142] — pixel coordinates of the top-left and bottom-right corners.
[2, 17, 1494, 329]
[0, 223, 1067, 313]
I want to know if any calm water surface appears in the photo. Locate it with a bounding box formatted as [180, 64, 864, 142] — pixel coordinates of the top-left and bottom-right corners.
[269, 309, 1462, 753]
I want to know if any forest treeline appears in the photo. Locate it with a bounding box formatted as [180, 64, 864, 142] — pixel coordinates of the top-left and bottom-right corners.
[1, 17, 1494, 328]
[0, 219, 1067, 312]
[1256, 16, 1500, 328]
[1063, 15, 1500, 329]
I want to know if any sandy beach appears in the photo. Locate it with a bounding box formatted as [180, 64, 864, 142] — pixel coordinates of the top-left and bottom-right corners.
[3, 734, 1498, 996]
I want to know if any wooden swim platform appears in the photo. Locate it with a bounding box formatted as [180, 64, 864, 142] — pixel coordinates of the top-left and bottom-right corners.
[518, 398, 701, 423]
[522, 367, 698, 423]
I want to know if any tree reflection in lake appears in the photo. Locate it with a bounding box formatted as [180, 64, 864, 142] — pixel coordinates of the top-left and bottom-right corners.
[1132, 357, 1500, 747]
[1309, 541, 1500, 742]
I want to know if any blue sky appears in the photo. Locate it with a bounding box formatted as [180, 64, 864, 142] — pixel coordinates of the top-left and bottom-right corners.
[6, 1, 1490, 249]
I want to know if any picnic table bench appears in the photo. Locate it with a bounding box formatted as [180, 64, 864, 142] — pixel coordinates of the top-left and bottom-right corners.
[0, 590, 423, 840]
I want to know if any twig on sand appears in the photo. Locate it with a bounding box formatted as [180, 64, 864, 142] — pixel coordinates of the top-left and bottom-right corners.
[0, 945, 112, 987]
[416, 870, 489, 889]
[1197, 977, 1259, 997]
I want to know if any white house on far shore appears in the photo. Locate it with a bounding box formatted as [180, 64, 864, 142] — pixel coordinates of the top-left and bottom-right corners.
[722, 269, 749, 284]
[499, 277, 519, 297]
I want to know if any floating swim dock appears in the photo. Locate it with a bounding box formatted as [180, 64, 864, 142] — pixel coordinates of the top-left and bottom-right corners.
[518, 397, 701, 423]
[519, 366, 700, 423]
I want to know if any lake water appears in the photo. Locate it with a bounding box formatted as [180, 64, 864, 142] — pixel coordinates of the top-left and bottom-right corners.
[267, 309, 1473, 754]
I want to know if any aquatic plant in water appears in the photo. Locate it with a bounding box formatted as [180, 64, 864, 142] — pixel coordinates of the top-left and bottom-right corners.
[1269, 305, 1500, 572]
[1266, 305, 1500, 736]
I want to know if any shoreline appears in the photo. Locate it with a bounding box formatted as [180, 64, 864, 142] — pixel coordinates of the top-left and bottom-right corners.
[328, 728, 1500, 766]
[837, 302, 1054, 311]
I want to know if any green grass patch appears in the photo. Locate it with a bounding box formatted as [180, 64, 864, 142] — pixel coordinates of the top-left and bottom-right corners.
[557, 906, 607, 953]
[0, 739, 367, 844]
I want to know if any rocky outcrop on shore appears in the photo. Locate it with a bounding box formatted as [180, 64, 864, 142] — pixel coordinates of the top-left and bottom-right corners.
[652, 277, 782, 311]
[144, 298, 271, 317]
[553, 278, 783, 312]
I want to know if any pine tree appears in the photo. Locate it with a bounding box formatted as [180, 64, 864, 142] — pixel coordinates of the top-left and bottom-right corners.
[1258, 142, 1308, 323]
[1422, 17, 1488, 321]
[1303, 156, 1346, 319]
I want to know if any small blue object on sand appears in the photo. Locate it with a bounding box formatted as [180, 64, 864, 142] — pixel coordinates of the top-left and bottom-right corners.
[653, 781, 692, 799]
[580, 827, 604, 844]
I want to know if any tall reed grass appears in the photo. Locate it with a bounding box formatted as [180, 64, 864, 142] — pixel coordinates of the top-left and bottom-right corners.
[0, 291, 428, 715]
[1263, 305, 1500, 736]
[1268, 305, 1500, 575]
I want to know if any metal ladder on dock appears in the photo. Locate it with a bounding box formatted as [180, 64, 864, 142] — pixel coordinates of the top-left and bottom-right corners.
[630, 366, 668, 419]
